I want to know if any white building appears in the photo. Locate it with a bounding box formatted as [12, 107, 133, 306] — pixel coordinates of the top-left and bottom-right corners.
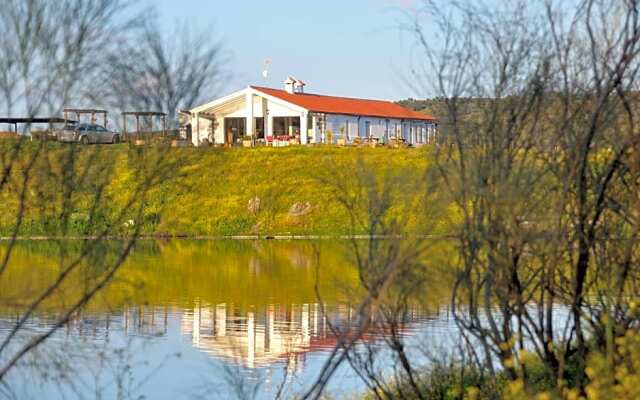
[184, 77, 437, 147]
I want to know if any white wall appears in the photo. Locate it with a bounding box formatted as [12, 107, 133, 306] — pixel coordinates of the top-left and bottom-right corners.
[324, 115, 358, 141]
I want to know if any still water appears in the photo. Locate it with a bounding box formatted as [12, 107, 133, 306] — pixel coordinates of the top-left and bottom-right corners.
[0, 240, 458, 399]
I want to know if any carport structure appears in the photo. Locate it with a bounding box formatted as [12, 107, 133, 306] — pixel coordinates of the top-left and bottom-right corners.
[63, 108, 108, 127]
[0, 117, 75, 138]
[121, 111, 167, 143]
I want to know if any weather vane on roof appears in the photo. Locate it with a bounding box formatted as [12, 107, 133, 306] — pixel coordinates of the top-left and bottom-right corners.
[262, 59, 271, 81]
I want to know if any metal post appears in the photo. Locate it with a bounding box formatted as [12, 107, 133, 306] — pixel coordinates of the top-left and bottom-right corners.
[162, 114, 166, 138]
[196, 113, 200, 146]
[136, 115, 140, 141]
[123, 114, 127, 141]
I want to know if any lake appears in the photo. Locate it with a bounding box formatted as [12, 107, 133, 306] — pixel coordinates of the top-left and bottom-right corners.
[0, 239, 459, 399]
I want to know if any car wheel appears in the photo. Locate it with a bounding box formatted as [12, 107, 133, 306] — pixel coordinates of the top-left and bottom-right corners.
[80, 135, 89, 145]
[112, 134, 120, 144]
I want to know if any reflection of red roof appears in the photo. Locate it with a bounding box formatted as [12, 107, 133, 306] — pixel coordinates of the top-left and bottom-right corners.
[252, 86, 436, 122]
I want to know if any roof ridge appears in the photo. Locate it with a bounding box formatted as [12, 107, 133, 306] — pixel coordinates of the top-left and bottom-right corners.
[251, 86, 399, 104]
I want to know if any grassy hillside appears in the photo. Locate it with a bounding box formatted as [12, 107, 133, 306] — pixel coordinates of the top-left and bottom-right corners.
[0, 143, 448, 237]
[153, 146, 443, 236]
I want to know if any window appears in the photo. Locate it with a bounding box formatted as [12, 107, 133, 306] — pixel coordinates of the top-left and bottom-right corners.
[273, 117, 300, 136]
[307, 114, 313, 130]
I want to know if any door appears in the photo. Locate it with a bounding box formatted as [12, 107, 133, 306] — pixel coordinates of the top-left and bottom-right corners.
[77, 125, 89, 142]
[223, 118, 245, 145]
[254, 117, 264, 139]
[87, 124, 101, 143]
[95, 125, 110, 143]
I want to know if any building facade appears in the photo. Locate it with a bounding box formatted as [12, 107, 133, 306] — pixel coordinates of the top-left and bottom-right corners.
[184, 78, 437, 147]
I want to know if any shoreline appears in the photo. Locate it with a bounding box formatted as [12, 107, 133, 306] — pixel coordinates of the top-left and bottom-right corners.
[0, 233, 451, 241]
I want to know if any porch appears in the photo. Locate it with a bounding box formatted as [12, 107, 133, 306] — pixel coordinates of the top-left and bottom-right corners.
[188, 88, 311, 147]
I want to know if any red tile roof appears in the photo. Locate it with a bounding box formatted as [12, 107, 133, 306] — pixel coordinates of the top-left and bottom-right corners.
[251, 86, 436, 122]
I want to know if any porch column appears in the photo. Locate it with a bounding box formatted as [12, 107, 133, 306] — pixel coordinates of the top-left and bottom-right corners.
[300, 112, 308, 144]
[261, 98, 268, 138]
[265, 304, 274, 352]
[247, 311, 256, 369]
[193, 300, 201, 345]
[215, 303, 226, 337]
[246, 92, 254, 137]
[195, 113, 200, 146]
[267, 113, 273, 138]
[301, 304, 310, 345]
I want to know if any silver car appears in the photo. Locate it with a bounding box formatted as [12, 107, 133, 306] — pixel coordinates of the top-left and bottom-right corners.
[57, 123, 121, 144]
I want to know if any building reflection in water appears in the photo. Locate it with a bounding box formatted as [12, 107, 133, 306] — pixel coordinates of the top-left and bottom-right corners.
[181, 302, 324, 371]
[53, 300, 441, 370]
[9, 299, 443, 378]
[179, 301, 437, 371]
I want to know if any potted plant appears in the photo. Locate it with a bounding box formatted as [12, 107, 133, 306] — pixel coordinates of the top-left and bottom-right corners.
[241, 135, 253, 148]
[337, 127, 346, 146]
[325, 130, 333, 145]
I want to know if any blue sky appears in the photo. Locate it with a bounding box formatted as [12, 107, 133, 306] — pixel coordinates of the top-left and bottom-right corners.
[151, 0, 426, 100]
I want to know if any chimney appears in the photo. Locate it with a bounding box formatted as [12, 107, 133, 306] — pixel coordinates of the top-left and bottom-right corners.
[293, 79, 305, 94]
[283, 76, 296, 94]
[283, 76, 306, 94]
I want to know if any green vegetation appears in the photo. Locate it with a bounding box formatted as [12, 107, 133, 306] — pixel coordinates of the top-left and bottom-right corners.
[382, 337, 640, 400]
[0, 142, 445, 237]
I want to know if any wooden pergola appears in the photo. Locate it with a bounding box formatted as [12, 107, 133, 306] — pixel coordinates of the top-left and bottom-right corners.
[121, 111, 167, 142]
[63, 108, 108, 127]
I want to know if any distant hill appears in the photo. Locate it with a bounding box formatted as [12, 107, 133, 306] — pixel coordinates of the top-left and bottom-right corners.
[397, 97, 493, 121]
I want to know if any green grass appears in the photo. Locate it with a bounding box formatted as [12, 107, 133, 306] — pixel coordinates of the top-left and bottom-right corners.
[0, 143, 444, 237]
